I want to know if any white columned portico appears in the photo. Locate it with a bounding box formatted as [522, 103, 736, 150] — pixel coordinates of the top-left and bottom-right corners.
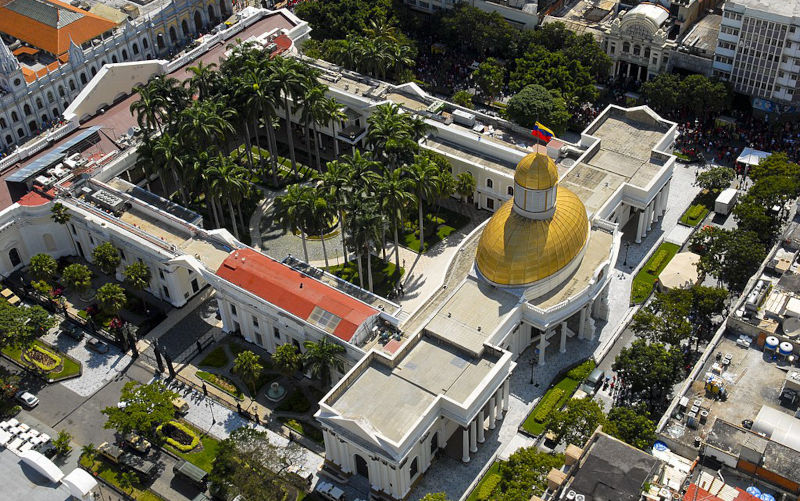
[502, 379, 510, 411]
[538, 331, 548, 365]
[488, 396, 497, 429]
[560, 322, 568, 353]
[636, 209, 646, 243]
[477, 410, 486, 442]
[495, 389, 504, 420]
[645, 203, 653, 231]
[469, 421, 477, 453]
[578, 306, 587, 339]
[462, 428, 470, 463]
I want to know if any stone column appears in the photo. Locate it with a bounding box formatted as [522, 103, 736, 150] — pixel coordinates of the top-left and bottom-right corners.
[477, 410, 486, 443]
[323, 430, 334, 459]
[560, 322, 568, 353]
[488, 396, 497, 429]
[538, 332, 548, 366]
[503, 379, 510, 412]
[469, 421, 477, 453]
[462, 428, 470, 463]
[578, 306, 587, 340]
[495, 390, 504, 421]
[635, 209, 646, 243]
[645, 203, 654, 231]
[661, 181, 670, 215]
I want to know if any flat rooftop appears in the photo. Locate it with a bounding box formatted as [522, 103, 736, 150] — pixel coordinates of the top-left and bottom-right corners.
[726, 0, 800, 18]
[679, 14, 722, 54]
[530, 228, 613, 310]
[661, 332, 798, 450]
[0, 448, 72, 501]
[425, 277, 520, 355]
[329, 336, 499, 442]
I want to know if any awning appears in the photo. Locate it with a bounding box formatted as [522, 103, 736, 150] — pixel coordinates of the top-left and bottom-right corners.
[19, 449, 64, 483]
[63, 468, 98, 498]
[736, 147, 770, 167]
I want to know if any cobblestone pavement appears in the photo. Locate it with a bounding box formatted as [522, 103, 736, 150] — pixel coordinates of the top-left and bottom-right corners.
[142, 295, 221, 360]
[41, 327, 132, 398]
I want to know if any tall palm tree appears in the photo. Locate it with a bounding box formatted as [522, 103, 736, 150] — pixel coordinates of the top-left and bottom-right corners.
[153, 133, 188, 203]
[191, 151, 222, 228]
[308, 185, 337, 268]
[186, 61, 218, 100]
[302, 338, 344, 388]
[233, 350, 263, 397]
[130, 84, 165, 133]
[346, 199, 383, 291]
[251, 67, 281, 183]
[343, 150, 381, 193]
[320, 160, 352, 263]
[402, 155, 440, 254]
[321, 96, 347, 159]
[211, 154, 249, 239]
[366, 103, 419, 170]
[275, 184, 313, 263]
[271, 57, 307, 178]
[299, 83, 327, 172]
[51, 202, 76, 255]
[378, 169, 414, 271]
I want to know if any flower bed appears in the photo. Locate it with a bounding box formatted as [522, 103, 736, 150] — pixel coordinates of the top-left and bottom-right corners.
[157, 420, 200, 452]
[2, 340, 81, 381]
[520, 360, 596, 436]
[196, 370, 243, 400]
[278, 417, 323, 443]
[24, 345, 61, 371]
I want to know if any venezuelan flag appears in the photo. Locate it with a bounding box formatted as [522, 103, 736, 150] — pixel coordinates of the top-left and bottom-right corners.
[531, 122, 554, 142]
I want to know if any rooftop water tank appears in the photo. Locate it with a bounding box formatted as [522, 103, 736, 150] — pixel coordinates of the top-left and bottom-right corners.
[780, 341, 794, 356]
[765, 336, 780, 351]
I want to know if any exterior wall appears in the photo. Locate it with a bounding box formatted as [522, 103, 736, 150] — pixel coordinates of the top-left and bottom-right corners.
[702, 444, 739, 468]
[604, 9, 675, 82]
[402, 0, 538, 29]
[737, 459, 800, 493]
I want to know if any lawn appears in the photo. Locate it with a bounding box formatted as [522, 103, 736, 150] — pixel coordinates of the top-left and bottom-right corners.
[196, 370, 244, 400]
[466, 461, 501, 501]
[520, 360, 595, 437]
[198, 346, 229, 368]
[402, 206, 471, 253]
[162, 420, 221, 472]
[80, 455, 165, 501]
[326, 255, 404, 298]
[630, 242, 680, 304]
[678, 190, 715, 227]
[279, 417, 324, 443]
[2, 340, 81, 381]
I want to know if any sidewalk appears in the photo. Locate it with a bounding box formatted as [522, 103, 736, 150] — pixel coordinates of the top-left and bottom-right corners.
[135, 286, 215, 354]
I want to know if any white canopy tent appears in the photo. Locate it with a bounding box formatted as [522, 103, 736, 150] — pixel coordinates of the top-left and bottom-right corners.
[659, 252, 700, 291]
[63, 468, 98, 500]
[736, 147, 771, 168]
[19, 449, 64, 483]
[752, 405, 800, 452]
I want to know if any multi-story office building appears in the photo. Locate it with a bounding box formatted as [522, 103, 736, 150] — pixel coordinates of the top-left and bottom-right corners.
[402, 0, 540, 29]
[713, 0, 800, 110]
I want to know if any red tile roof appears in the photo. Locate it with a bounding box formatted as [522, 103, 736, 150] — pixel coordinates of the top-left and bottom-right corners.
[17, 190, 51, 206]
[215, 248, 378, 342]
[683, 484, 761, 501]
[0, 0, 116, 56]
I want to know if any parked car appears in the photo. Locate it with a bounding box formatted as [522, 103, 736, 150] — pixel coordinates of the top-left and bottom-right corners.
[173, 459, 208, 489]
[578, 368, 605, 395]
[87, 338, 109, 354]
[315, 481, 346, 501]
[15, 390, 39, 408]
[61, 324, 84, 341]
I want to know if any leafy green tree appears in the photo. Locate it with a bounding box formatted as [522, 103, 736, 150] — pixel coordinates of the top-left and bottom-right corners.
[233, 350, 264, 396]
[53, 430, 72, 456]
[295, 0, 395, 41]
[528, 22, 611, 80]
[92, 242, 121, 275]
[0, 300, 42, 351]
[303, 338, 345, 387]
[101, 381, 178, 440]
[510, 45, 599, 103]
[506, 84, 570, 134]
[96, 283, 127, 316]
[472, 58, 504, 101]
[123, 261, 152, 292]
[29, 253, 58, 282]
[456, 171, 477, 203]
[118, 471, 136, 494]
[679, 75, 729, 117]
[440, 5, 519, 58]
[25, 305, 56, 337]
[497, 447, 564, 501]
[613, 339, 683, 412]
[695, 166, 735, 193]
[732, 197, 782, 243]
[272, 344, 303, 377]
[606, 405, 657, 450]
[210, 427, 305, 501]
[640, 73, 681, 114]
[451, 91, 474, 109]
[61, 263, 92, 292]
[693, 228, 766, 292]
[545, 398, 606, 446]
[748, 152, 800, 181]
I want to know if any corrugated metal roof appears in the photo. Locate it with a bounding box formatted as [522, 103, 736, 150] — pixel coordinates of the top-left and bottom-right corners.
[5, 0, 83, 28]
[7, 126, 101, 183]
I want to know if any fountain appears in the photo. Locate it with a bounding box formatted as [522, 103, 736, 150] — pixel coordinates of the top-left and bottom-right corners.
[266, 381, 287, 402]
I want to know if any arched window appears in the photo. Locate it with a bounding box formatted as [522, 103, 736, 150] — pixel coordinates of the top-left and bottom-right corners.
[17, 128, 24, 138]
[35, 97, 43, 109]
[169, 26, 177, 44]
[133, 43, 139, 55]
[182, 20, 190, 37]
[633, 44, 641, 56]
[142, 37, 149, 49]
[23, 104, 31, 116]
[0, 117, 5, 128]
[507, 186, 514, 196]
[112, 55, 118, 63]
[69, 80, 76, 91]
[409, 457, 418, 479]
[52, 108, 59, 117]
[157, 34, 165, 50]
[122, 49, 128, 61]
[8, 248, 21, 267]
[46, 91, 54, 103]
[90, 66, 97, 76]
[430, 433, 438, 454]
[58, 85, 65, 97]
[80, 73, 87, 85]
[41, 114, 48, 123]
[486, 178, 493, 189]
[11, 111, 18, 121]
[623, 42, 630, 53]
[5, 135, 11, 145]
[644, 47, 651, 58]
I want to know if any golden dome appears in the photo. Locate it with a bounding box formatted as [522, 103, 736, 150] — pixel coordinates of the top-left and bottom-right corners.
[476, 188, 589, 286]
[514, 152, 559, 191]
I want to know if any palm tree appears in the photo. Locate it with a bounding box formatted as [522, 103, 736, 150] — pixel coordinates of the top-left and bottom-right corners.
[123, 261, 151, 292]
[210, 154, 250, 239]
[233, 350, 263, 397]
[274, 184, 313, 263]
[186, 61, 218, 100]
[456, 171, 477, 203]
[191, 151, 222, 228]
[321, 96, 347, 159]
[302, 338, 344, 388]
[402, 155, 440, 254]
[378, 169, 414, 271]
[346, 199, 383, 291]
[81, 443, 98, 465]
[250, 67, 281, 183]
[366, 103, 419, 170]
[320, 161, 352, 263]
[96, 283, 127, 316]
[299, 84, 327, 172]
[130, 84, 165, 133]
[271, 57, 307, 177]
[308, 185, 337, 268]
[51, 202, 77, 255]
[153, 133, 187, 203]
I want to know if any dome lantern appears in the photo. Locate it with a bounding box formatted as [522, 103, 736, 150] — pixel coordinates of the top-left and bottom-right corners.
[512, 152, 559, 220]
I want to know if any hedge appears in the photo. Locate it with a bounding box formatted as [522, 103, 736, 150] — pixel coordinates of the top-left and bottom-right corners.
[646, 249, 668, 274]
[566, 360, 596, 381]
[533, 388, 565, 423]
[157, 421, 200, 452]
[476, 473, 501, 501]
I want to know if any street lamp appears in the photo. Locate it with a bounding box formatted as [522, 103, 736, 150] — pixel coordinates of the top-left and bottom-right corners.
[623, 241, 631, 267]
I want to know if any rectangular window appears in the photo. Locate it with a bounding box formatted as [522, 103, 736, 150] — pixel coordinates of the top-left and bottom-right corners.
[254, 331, 264, 346]
[162, 286, 170, 298]
[158, 268, 165, 280]
[70, 224, 76, 235]
[253, 316, 259, 327]
[89, 235, 94, 245]
[274, 327, 280, 339]
[231, 304, 237, 316]
[118, 248, 126, 261]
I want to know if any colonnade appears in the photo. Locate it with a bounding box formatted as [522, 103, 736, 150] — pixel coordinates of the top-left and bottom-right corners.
[635, 181, 670, 243]
[461, 379, 510, 463]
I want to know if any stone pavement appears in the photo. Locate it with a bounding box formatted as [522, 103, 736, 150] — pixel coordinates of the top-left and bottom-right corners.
[136, 286, 216, 355]
[41, 326, 132, 398]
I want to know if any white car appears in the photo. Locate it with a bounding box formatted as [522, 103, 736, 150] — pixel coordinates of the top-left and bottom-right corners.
[16, 391, 39, 408]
